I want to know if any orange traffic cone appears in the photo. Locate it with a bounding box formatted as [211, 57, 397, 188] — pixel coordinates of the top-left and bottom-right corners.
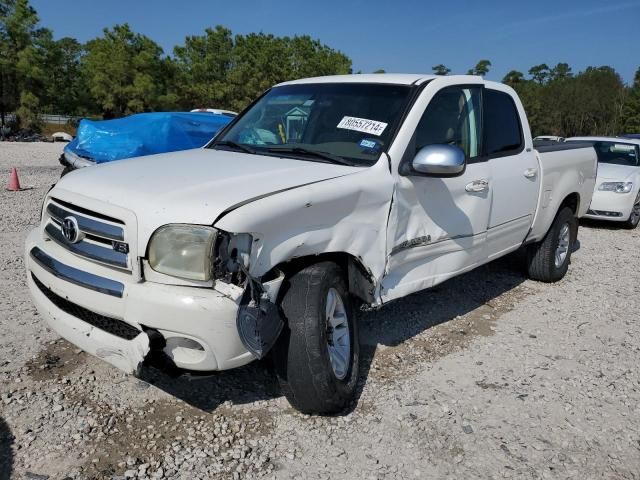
[7, 167, 22, 191]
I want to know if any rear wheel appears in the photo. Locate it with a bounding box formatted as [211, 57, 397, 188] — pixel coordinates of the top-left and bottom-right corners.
[624, 191, 640, 229]
[527, 207, 577, 282]
[273, 261, 359, 414]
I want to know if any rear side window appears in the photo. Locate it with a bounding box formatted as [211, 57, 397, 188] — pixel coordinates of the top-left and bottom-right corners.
[484, 89, 523, 156]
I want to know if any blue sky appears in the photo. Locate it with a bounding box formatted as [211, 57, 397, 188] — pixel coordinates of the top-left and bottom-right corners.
[31, 0, 640, 83]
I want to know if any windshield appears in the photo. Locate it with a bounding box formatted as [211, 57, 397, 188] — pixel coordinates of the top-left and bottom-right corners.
[211, 83, 413, 166]
[566, 140, 640, 167]
[592, 141, 639, 167]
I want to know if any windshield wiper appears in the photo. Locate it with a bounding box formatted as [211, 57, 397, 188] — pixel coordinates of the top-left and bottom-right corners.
[213, 140, 256, 154]
[266, 146, 356, 166]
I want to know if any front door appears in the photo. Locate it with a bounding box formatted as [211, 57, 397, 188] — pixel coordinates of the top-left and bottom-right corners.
[382, 86, 492, 302]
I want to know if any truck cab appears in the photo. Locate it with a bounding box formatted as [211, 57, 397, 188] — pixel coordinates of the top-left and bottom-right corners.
[26, 74, 597, 414]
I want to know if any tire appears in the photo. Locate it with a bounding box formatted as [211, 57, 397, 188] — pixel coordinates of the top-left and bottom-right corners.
[273, 261, 359, 414]
[60, 165, 73, 177]
[623, 191, 640, 229]
[527, 206, 577, 282]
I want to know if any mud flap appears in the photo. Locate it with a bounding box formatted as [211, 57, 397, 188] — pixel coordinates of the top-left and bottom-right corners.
[236, 277, 284, 360]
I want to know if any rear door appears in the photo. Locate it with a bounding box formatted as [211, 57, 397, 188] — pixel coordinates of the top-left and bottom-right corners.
[382, 85, 492, 301]
[484, 88, 540, 259]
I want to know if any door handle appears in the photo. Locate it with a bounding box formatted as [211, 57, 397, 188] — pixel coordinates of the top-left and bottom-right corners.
[465, 179, 489, 193]
[524, 168, 538, 178]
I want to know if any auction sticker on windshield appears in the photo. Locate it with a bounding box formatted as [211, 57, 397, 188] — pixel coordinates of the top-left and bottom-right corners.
[337, 116, 388, 136]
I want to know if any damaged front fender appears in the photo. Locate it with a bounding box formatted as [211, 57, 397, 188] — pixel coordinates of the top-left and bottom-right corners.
[214, 158, 395, 306]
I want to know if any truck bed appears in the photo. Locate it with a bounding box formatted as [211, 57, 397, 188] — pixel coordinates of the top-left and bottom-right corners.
[526, 144, 597, 243]
[535, 142, 594, 153]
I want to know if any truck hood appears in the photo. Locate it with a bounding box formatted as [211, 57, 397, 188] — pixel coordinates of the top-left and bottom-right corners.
[54, 148, 362, 246]
[597, 162, 638, 181]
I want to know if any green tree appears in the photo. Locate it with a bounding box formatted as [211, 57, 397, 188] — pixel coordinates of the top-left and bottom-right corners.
[173, 26, 234, 110]
[519, 65, 626, 137]
[3, 3, 355, 121]
[286, 35, 351, 79]
[513, 80, 548, 135]
[39, 36, 89, 114]
[16, 89, 40, 129]
[528, 64, 550, 84]
[0, 0, 41, 126]
[173, 28, 351, 112]
[549, 62, 572, 81]
[226, 33, 292, 111]
[82, 24, 169, 117]
[432, 64, 450, 76]
[570, 66, 626, 135]
[502, 70, 525, 86]
[373, 69, 386, 73]
[467, 59, 491, 77]
[622, 68, 640, 133]
[173, 29, 352, 112]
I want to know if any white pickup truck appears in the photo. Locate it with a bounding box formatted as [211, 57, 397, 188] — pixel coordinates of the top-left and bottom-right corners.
[26, 74, 597, 414]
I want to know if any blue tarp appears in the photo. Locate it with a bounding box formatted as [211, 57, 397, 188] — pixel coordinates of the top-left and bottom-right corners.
[64, 112, 233, 163]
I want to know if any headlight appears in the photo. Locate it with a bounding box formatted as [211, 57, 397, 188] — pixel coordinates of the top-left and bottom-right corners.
[598, 182, 633, 193]
[148, 225, 216, 281]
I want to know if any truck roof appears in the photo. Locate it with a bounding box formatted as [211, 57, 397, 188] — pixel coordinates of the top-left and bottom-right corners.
[278, 73, 488, 87]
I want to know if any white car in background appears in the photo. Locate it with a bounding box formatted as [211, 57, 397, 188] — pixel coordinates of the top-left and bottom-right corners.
[190, 108, 238, 117]
[566, 137, 640, 228]
[534, 135, 565, 143]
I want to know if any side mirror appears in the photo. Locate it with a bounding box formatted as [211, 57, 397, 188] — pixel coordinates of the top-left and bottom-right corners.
[410, 144, 466, 177]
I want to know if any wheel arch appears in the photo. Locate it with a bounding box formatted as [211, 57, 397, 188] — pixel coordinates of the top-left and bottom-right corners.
[559, 192, 580, 216]
[526, 191, 582, 245]
[262, 252, 377, 305]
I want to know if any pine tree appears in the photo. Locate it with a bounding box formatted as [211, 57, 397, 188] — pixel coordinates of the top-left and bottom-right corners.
[622, 68, 640, 133]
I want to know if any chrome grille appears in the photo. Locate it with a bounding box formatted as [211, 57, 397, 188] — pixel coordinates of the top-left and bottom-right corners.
[47, 201, 124, 240]
[45, 198, 131, 270]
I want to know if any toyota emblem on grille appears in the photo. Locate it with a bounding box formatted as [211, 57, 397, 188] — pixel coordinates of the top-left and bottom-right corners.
[62, 216, 81, 243]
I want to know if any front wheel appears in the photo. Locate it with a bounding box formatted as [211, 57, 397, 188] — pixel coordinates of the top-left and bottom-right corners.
[624, 191, 640, 229]
[273, 261, 359, 414]
[526, 206, 577, 282]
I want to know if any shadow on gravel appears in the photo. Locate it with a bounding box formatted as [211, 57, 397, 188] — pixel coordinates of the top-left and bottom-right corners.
[138, 359, 280, 412]
[350, 251, 528, 409]
[361, 252, 527, 346]
[0, 417, 14, 480]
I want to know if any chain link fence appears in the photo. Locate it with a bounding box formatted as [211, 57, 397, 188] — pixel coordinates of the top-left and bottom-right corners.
[4, 113, 81, 125]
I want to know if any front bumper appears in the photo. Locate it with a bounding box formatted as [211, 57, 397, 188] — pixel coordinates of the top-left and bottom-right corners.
[583, 190, 634, 222]
[25, 228, 253, 374]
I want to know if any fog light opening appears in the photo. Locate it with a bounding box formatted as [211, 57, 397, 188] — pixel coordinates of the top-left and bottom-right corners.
[163, 336, 207, 365]
[165, 337, 204, 351]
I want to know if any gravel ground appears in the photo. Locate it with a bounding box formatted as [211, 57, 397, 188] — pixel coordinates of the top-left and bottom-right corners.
[1, 142, 639, 480]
